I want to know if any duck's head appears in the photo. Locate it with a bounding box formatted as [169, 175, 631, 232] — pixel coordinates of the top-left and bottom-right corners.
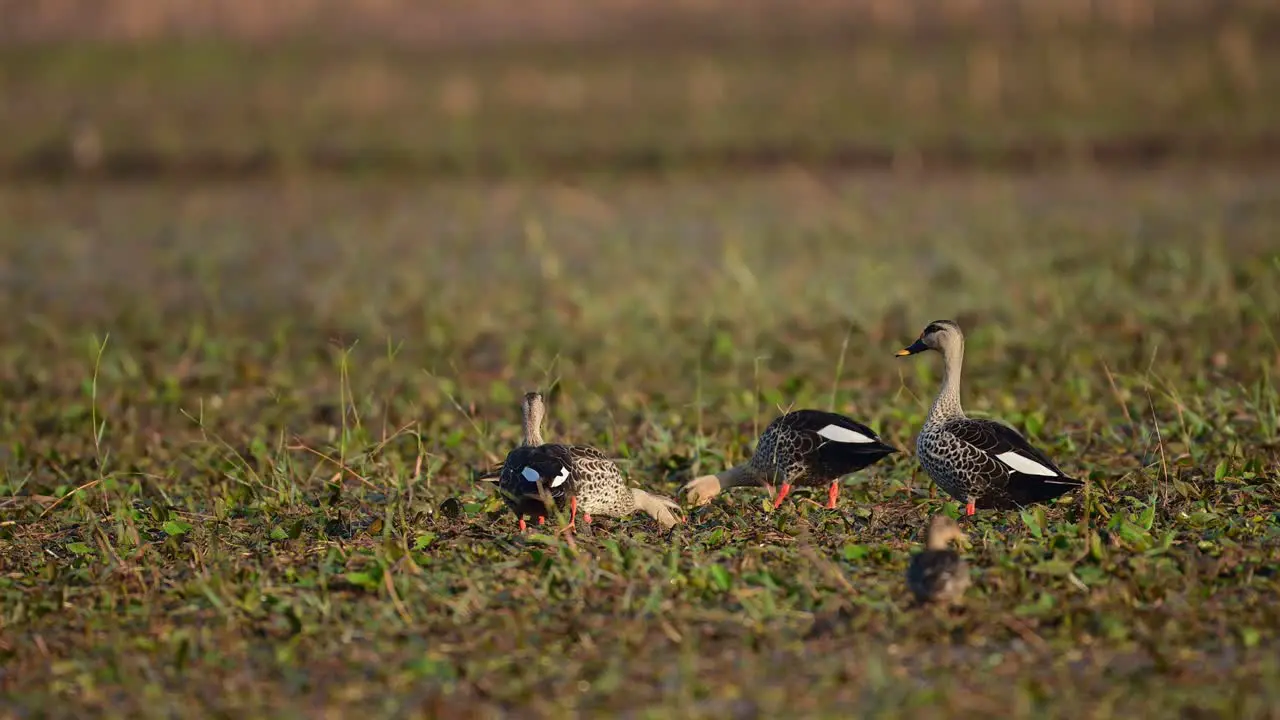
[925, 513, 968, 550]
[896, 319, 963, 358]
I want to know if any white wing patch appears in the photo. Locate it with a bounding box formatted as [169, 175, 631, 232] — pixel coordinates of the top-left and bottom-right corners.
[995, 451, 1057, 477]
[816, 424, 876, 444]
[550, 464, 570, 487]
[521, 464, 570, 486]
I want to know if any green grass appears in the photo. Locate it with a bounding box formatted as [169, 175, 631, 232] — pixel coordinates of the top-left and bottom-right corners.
[3, 22, 1280, 717]
[2, 170, 1279, 717]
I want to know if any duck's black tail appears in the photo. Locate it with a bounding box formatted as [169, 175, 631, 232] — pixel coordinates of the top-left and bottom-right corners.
[1006, 473, 1084, 506]
[818, 437, 899, 475]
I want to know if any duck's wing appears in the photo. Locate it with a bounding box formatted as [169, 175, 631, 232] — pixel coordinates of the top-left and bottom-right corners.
[777, 410, 899, 470]
[945, 418, 1079, 485]
[568, 444, 626, 484]
[568, 444, 611, 462]
[778, 410, 889, 444]
[498, 444, 576, 504]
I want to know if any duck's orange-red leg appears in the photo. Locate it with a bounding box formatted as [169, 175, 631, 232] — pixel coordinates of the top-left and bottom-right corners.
[772, 484, 793, 509]
[583, 513, 593, 524]
[570, 496, 578, 526]
[826, 482, 839, 510]
[519, 518, 527, 532]
[538, 516, 546, 525]
[965, 500, 976, 516]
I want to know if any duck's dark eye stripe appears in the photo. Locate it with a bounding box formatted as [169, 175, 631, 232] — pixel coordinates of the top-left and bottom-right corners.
[924, 323, 944, 335]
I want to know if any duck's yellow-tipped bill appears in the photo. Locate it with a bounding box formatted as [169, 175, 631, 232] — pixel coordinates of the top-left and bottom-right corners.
[896, 338, 929, 357]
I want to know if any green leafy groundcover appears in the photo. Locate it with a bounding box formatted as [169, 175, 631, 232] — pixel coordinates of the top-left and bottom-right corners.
[2, 27, 1280, 716]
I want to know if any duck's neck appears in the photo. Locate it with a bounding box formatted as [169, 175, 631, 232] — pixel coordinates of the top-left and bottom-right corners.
[926, 343, 965, 426]
[522, 416, 544, 446]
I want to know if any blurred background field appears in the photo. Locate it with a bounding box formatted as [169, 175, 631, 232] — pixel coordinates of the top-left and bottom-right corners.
[3, 1, 1280, 717]
[4, 0, 1280, 178]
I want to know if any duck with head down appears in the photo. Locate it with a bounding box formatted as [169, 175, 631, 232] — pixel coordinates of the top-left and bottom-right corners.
[497, 392, 683, 531]
[682, 409, 898, 510]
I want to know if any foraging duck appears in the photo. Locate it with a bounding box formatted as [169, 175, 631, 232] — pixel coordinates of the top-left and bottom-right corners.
[896, 320, 1083, 515]
[682, 409, 898, 509]
[906, 514, 971, 605]
[497, 392, 683, 531]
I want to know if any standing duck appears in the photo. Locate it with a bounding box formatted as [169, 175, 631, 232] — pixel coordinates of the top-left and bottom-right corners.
[682, 409, 898, 509]
[497, 392, 683, 531]
[895, 320, 1083, 515]
[906, 514, 971, 605]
